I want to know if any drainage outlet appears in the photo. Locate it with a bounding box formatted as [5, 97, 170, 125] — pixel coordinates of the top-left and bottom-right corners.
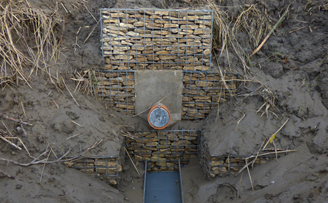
[148, 104, 171, 130]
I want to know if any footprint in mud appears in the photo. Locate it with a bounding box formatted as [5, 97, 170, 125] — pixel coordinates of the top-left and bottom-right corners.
[50, 115, 76, 134]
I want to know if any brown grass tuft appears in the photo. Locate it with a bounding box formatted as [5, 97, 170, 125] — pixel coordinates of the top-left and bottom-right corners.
[232, 4, 272, 50]
[198, 0, 272, 75]
[0, 0, 63, 88]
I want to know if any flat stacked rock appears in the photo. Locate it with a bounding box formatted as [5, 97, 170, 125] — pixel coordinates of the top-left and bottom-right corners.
[199, 136, 269, 178]
[94, 71, 135, 114]
[126, 131, 200, 171]
[101, 9, 212, 71]
[182, 72, 238, 119]
[93, 71, 239, 117]
[64, 156, 124, 186]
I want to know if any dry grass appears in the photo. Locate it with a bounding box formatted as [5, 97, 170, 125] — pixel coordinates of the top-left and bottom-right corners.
[305, 0, 328, 11]
[237, 78, 278, 118]
[71, 69, 98, 96]
[197, 0, 280, 115]
[198, 0, 272, 75]
[233, 4, 272, 50]
[320, 3, 328, 10]
[0, 0, 63, 88]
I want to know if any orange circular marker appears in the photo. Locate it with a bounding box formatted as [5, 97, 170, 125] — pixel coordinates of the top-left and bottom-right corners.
[147, 104, 171, 130]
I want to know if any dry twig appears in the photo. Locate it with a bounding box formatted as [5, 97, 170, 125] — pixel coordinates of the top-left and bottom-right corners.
[5, 136, 33, 158]
[235, 113, 246, 133]
[21, 101, 26, 118]
[81, 139, 103, 156]
[251, 139, 266, 168]
[83, 4, 97, 22]
[71, 120, 82, 127]
[125, 147, 140, 177]
[289, 25, 307, 33]
[245, 158, 254, 190]
[84, 20, 100, 43]
[0, 112, 33, 126]
[45, 139, 58, 159]
[0, 135, 22, 150]
[252, 5, 291, 55]
[235, 150, 296, 176]
[132, 95, 167, 117]
[0, 149, 70, 166]
[60, 2, 69, 13]
[0, 169, 15, 179]
[1, 121, 13, 137]
[0, 140, 103, 166]
[66, 132, 83, 140]
[53, 100, 59, 109]
[40, 148, 51, 183]
[61, 76, 79, 106]
[121, 130, 137, 140]
[263, 118, 290, 149]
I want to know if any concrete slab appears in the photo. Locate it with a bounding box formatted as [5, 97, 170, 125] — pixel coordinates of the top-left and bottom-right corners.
[144, 171, 182, 203]
[135, 70, 183, 125]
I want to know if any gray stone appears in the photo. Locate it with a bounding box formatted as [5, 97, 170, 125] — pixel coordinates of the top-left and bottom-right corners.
[15, 184, 22, 189]
[66, 111, 79, 120]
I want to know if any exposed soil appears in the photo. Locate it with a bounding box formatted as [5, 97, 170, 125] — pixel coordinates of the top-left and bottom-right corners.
[1, 0, 328, 202]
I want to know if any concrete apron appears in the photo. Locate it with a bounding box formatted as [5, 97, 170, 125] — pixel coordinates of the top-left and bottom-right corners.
[135, 70, 183, 126]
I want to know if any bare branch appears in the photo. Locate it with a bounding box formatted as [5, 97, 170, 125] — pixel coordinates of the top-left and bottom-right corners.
[0, 112, 33, 126]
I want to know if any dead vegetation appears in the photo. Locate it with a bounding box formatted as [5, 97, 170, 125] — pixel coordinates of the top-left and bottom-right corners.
[235, 118, 292, 190]
[237, 81, 278, 118]
[320, 3, 328, 10]
[71, 69, 99, 96]
[197, 0, 289, 115]
[199, 0, 273, 74]
[305, 0, 328, 11]
[0, 0, 63, 89]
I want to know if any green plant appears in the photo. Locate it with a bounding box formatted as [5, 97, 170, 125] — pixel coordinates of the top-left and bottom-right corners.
[91, 72, 98, 87]
[246, 57, 253, 66]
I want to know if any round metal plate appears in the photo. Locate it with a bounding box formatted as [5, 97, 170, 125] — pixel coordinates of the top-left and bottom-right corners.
[149, 107, 170, 128]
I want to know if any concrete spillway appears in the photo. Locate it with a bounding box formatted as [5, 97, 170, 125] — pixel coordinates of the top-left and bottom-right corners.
[143, 160, 183, 203]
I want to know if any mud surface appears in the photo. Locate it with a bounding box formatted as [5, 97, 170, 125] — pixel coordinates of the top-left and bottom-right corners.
[1, 0, 328, 202]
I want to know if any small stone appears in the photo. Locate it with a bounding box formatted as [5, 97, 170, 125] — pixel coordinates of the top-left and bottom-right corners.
[264, 62, 284, 78]
[66, 111, 79, 120]
[126, 31, 139, 37]
[15, 184, 22, 189]
[15, 126, 23, 135]
[48, 177, 55, 182]
[203, 49, 211, 55]
[37, 134, 45, 143]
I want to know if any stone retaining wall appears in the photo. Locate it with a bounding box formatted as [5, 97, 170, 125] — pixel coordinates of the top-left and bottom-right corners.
[94, 71, 239, 118]
[101, 9, 212, 71]
[125, 131, 200, 171]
